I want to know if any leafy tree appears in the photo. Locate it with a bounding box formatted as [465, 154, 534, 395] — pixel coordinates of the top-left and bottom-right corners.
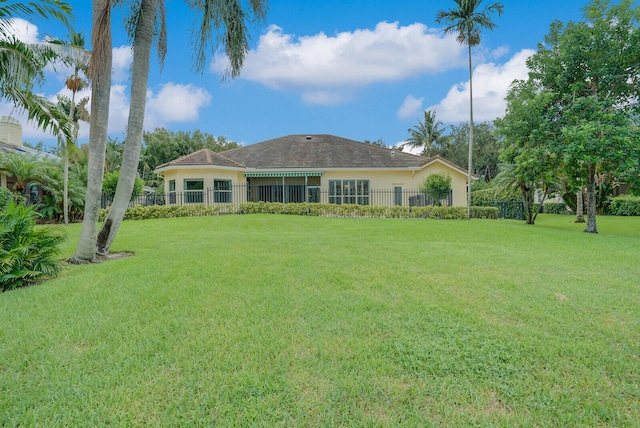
[432, 121, 501, 181]
[494, 80, 560, 224]
[436, 0, 504, 219]
[402, 110, 449, 157]
[422, 172, 452, 206]
[139, 128, 239, 187]
[102, 170, 144, 196]
[518, 0, 640, 233]
[363, 138, 388, 148]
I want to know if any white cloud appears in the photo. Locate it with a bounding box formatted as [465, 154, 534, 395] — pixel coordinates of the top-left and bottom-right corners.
[428, 49, 534, 122]
[212, 22, 465, 104]
[112, 46, 133, 83]
[2, 18, 40, 43]
[301, 90, 352, 106]
[145, 83, 212, 127]
[397, 95, 424, 120]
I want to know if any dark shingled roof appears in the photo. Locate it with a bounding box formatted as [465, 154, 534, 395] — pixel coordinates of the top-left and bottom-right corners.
[158, 134, 431, 170]
[156, 148, 245, 169]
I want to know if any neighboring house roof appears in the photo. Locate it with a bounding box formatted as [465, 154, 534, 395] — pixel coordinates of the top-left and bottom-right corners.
[156, 134, 474, 177]
[0, 141, 61, 161]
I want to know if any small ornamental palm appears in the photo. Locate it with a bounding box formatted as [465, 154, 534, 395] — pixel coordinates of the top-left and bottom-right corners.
[0, 201, 65, 291]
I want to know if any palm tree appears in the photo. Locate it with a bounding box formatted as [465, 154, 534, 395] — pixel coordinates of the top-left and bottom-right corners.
[0, 151, 49, 196]
[436, 0, 504, 220]
[402, 110, 449, 157]
[0, 1, 75, 141]
[92, 0, 267, 257]
[72, 0, 113, 263]
[55, 30, 89, 226]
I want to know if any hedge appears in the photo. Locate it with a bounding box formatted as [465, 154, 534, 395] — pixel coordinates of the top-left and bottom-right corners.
[100, 202, 499, 221]
[543, 202, 572, 215]
[610, 195, 640, 216]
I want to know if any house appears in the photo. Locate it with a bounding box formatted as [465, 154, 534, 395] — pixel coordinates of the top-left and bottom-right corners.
[0, 116, 60, 200]
[155, 134, 475, 207]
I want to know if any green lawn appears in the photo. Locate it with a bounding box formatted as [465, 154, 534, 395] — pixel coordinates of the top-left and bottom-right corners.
[1, 214, 639, 426]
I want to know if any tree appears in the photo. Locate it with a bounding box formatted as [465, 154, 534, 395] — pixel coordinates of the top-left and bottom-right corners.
[436, 0, 504, 219]
[422, 172, 452, 206]
[92, 0, 267, 257]
[494, 80, 560, 224]
[432, 121, 501, 180]
[0, 151, 51, 195]
[522, 0, 640, 233]
[140, 128, 240, 186]
[402, 110, 449, 157]
[55, 30, 89, 226]
[0, 0, 75, 141]
[71, 0, 113, 263]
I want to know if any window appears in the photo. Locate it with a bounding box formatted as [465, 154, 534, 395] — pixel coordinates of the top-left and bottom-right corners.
[394, 186, 402, 206]
[214, 179, 232, 203]
[168, 180, 176, 204]
[184, 179, 204, 203]
[328, 180, 369, 205]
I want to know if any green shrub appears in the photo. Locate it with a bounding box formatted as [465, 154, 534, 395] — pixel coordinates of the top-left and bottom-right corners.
[472, 187, 520, 207]
[471, 188, 498, 206]
[610, 195, 640, 216]
[0, 186, 12, 210]
[0, 202, 65, 291]
[99, 201, 498, 221]
[543, 202, 571, 215]
[102, 171, 144, 196]
[422, 172, 452, 205]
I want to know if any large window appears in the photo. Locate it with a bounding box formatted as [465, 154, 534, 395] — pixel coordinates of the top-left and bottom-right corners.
[214, 179, 232, 203]
[328, 180, 369, 205]
[184, 179, 204, 203]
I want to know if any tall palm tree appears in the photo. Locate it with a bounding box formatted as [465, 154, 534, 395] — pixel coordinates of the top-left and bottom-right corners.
[72, 0, 112, 263]
[436, 0, 503, 220]
[402, 109, 449, 158]
[57, 30, 89, 226]
[93, 0, 267, 257]
[0, 1, 74, 141]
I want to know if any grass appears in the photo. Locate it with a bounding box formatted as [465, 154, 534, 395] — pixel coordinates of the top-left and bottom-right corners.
[1, 214, 639, 426]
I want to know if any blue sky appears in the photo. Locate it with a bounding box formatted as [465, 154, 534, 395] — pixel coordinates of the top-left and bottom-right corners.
[2, 0, 587, 151]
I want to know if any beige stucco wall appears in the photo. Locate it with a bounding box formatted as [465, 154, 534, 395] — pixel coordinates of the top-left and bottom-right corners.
[158, 160, 470, 207]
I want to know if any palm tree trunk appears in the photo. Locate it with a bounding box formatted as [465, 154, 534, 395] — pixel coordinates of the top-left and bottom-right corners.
[466, 41, 474, 221]
[584, 163, 598, 233]
[63, 88, 77, 226]
[63, 145, 69, 225]
[71, 0, 112, 263]
[97, 0, 156, 255]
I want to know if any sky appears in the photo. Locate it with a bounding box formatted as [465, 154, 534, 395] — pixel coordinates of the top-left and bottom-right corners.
[1, 0, 589, 152]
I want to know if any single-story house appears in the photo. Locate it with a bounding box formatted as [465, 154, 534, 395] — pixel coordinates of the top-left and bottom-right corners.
[155, 134, 476, 207]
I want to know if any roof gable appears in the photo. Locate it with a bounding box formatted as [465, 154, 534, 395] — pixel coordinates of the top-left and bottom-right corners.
[156, 148, 244, 169]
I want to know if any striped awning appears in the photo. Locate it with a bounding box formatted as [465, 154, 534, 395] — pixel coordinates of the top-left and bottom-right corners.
[243, 171, 324, 178]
